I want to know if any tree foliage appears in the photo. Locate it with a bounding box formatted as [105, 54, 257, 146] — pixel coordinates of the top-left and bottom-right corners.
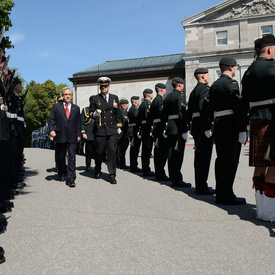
[24, 80, 68, 146]
[0, 0, 15, 50]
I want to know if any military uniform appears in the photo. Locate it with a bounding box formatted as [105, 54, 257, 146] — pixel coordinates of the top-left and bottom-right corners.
[81, 106, 95, 172]
[89, 77, 122, 184]
[127, 98, 141, 172]
[151, 86, 168, 180]
[137, 90, 153, 176]
[117, 103, 129, 169]
[161, 77, 190, 187]
[209, 57, 246, 204]
[187, 68, 214, 195]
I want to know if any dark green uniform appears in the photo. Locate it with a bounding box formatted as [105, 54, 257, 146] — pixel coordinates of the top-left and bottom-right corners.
[187, 82, 213, 193]
[117, 107, 129, 168]
[151, 94, 168, 180]
[209, 74, 246, 203]
[81, 106, 95, 171]
[127, 104, 141, 172]
[137, 98, 153, 175]
[161, 88, 188, 184]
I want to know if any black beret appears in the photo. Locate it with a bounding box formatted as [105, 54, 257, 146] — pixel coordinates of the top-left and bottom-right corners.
[172, 77, 184, 84]
[194, 68, 208, 74]
[219, 57, 237, 66]
[120, 98, 129, 104]
[155, 83, 166, 89]
[254, 34, 275, 51]
[131, 96, 139, 100]
[143, 88, 153, 94]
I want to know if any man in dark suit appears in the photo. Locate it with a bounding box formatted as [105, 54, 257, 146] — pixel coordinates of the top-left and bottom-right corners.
[209, 57, 247, 205]
[187, 68, 215, 195]
[49, 87, 81, 187]
[89, 77, 122, 184]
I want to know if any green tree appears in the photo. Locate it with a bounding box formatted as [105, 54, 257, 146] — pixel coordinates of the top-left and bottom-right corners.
[0, 0, 15, 50]
[24, 80, 68, 146]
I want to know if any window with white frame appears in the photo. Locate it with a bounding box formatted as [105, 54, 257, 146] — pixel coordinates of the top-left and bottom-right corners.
[216, 31, 228, 45]
[261, 26, 273, 36]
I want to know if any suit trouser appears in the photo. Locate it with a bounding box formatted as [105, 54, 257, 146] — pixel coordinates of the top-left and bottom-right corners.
[153, 135, 168, 178]
[214, 136, 241, 201]
[117, 136, 129, 167]
[0, 141, 11, 203]
[129, 136, 141, 170]
[141, 134, 153, 174]
[15, 137, 24, 180]
[194, 135, 213, 192]
[85, 140, 95, 168]
[56, 142, 77, 183]
[95, 135, 118, 179]
[167, 135, 185, 183]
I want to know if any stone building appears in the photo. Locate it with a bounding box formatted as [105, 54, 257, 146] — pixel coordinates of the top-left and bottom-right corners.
[182, 0, 275, 95]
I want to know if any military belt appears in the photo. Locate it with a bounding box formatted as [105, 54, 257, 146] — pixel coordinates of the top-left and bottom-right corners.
[6, 112, 17, 119]
[214, 109, 234, 118]
[141, 120, 147, 124]
[192, 112, 200, 118]
[168, 114, 179, 120]
[153, 118, 161, 124]
[129, 123, 137, 127]
[17, 116, 24, 122]
[249, 98, 275, 108]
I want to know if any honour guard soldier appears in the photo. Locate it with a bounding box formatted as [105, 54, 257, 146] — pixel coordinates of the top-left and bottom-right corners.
[242, 35, 275, 221]
[137, 89, 154, 177]
[117, 98, 129, 169]
[81, 104, 95, 172]
[187, 68, 215, 195]
[127, 96, 142, 172]
[209, 57, 247, 205]
[151, 83, 169, 181]
[89, 77, 122, 184]
[161, 77, 191, 188]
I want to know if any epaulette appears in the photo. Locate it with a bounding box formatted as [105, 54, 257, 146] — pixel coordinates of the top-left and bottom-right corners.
[235, 94, 242, 99]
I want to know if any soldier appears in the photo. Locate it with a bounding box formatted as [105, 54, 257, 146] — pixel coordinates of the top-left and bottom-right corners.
[151, 83, 169, 181]
[209, 57, 247, 205]
[117, 98, 129, 169]
[81, 105, 95, 172]
[89, 76, 122, 184]
[242, 35, 275, 221]
[137, 89, 154, 177]
[127, 96, 142, 173]
[187, 68, 215, 195]
[161, 77, 191, 188]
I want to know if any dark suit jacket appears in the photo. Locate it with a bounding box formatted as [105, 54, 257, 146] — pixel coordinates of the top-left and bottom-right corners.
[81, 107, 95, 141]
[49, 101, 81, 143]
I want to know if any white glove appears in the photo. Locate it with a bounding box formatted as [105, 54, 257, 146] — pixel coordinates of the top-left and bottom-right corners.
[204, 130, 212, 138]
[117, 128, 122, 135]
[137, 134, 141, 139]
[163, 132, 168, 139]
[182, 132, 188, 140]
[238, 132, 247, 144]
[93, 109, 102, 118]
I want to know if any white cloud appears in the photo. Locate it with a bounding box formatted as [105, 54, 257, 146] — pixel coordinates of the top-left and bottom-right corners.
[9, 32, 25, 44]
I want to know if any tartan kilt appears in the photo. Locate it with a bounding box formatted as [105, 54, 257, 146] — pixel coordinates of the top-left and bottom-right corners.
[249, 119, 274, 167]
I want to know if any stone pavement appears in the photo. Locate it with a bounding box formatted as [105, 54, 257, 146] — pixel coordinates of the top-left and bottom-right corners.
[1, 144, 275, 274]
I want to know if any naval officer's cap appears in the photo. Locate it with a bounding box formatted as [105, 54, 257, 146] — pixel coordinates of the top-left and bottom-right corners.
[97, 76, 111, 86]
[219, 57, 237, 66]
[254, 34, 275, 51]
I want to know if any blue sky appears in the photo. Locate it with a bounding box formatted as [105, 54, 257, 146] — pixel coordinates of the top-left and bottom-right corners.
[7, 0, 222, 87]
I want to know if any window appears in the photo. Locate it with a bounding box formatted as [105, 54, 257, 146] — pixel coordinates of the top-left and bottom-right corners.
[216, 31, 228, 45]
[261, 26, 273, 36]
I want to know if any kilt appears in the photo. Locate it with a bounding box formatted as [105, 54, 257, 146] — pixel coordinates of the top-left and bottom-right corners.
[249, 119, 275, 167]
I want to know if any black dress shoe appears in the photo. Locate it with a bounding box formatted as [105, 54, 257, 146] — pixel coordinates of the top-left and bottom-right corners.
[0, 205, 12, 214]
[195, 187, 216, 195]
[155, 175, 170, 181]
[109, 178, 117, 184]
[10, 189, 19, 196]
[143, 171, 155, 177]
[0, 225, 6, 234]
[0, 247, 4, 254]
[94, 172, 102, 179]
[58, 175, 65, 182]
[66, 182, 76, 188]
[0, 252, 5, 264]
[0, 218, 8, 227]
[12, 182, 26, 189]
[85, 167, 90, 172]
[171, 181, 192, 188]
[216, 197, 246, 205]
[130, 168, 142, 173]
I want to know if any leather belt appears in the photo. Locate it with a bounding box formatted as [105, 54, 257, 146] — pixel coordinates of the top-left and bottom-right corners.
[6, 112, 17, 118]
[192, 112, 200, 118]
[168, 114, 179, 120]
[214, 109, 234, 118]
[153, 118, 161, 124]
[249, 98, 275, 108]
[129, 123, 136, 127]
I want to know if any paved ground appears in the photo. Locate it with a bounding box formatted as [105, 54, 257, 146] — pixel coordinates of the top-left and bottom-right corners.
[1, 143, 275, 274]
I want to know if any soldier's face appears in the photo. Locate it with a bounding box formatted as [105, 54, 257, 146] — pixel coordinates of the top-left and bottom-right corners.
[62, 89, 72, 103]
[204, 73, 210, 84]
[231, 66, 236, 77]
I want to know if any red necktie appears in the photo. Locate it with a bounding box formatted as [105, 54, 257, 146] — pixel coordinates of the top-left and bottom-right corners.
[65, 103, 70, 119]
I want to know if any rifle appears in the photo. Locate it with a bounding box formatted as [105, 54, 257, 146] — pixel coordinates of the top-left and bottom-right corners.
[0, 26, 5, 45]
[0, 54, 10, 78]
